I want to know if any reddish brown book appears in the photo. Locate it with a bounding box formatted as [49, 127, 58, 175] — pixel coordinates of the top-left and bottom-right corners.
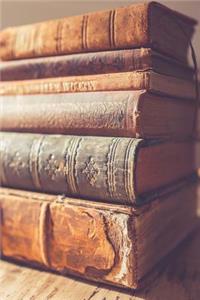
[0, 49, 194, 81]
[0, 132, 198, 205]
[0, 2, 196, 62]
[0, 91, 195, 139]
[0, 71, 196, 99]
[0, 179, 199, 289]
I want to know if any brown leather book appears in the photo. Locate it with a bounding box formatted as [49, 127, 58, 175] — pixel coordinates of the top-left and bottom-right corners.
[0, 2, 196, 62]
[0, 179, 199, 289]
[0, 49, 194, 81]
[0, 91, 196, 139]
[0, 71, 196, 99]
[0, 132, 198, 205]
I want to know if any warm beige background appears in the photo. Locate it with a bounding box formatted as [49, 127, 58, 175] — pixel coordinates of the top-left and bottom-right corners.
[0, 0, 199, 68]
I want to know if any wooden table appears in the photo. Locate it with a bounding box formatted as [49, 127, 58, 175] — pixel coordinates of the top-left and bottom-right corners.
[0, 227, 200, 300]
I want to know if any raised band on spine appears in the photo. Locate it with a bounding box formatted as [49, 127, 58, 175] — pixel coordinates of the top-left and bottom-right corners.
[29, 136, 44, 189]
[39, 201, 51, 267]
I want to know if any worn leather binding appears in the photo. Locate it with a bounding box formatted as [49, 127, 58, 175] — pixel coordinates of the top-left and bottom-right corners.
[0, 180, 198, 289]
[0, 49, 194, 81]
[0, 71, 196, 99]
[0, 91, 195, 138]
[0, 2, 196, 62]
[0, 132, 197, 204]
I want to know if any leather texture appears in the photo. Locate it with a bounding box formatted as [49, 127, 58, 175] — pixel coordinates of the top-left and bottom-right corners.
[0, 91, 195, 138]
[0, 133, 142, 204]
[0, 132, 196, 204]
[0, 181, 198, 289]
[0, 48, 194, 81]
[0, 71, 196, 99]
[0, 2, 196, 62]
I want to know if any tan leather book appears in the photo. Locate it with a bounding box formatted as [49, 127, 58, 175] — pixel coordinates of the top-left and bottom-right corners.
[0, 91, 196, 139]
[0, 132, 198, 205]
[0, 179, 199, 289]
[0, 49, 194, 81]
[0, 71, 196, 99]
[0, 2, 196, 62]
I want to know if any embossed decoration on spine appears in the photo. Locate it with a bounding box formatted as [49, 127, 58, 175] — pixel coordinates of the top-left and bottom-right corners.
[43, 153, 69, 181]
[82, 156, 100, 186]
[0, 133, 142, 204]
[8, 152, 25, 177]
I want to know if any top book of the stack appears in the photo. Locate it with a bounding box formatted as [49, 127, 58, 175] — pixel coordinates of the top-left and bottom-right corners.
[0, 2, 197, 63]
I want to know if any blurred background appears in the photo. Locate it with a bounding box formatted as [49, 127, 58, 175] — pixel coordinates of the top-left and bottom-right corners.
[0, 0, 200, 71]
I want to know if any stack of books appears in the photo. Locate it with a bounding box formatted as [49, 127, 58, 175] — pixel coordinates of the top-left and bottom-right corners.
[0, 2, 199, 289]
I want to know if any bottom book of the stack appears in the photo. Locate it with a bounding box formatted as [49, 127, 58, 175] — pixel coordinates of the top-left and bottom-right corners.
[0, 177, 199, 289]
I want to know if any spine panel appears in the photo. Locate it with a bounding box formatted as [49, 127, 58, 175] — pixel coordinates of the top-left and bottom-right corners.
[0, 71, 148, 95]
[0, 92, 138, 137]
[0, 49, 151, 81]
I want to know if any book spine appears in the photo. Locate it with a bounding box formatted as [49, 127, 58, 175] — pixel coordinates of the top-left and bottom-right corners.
[0, 92, 139, 137]
[0, 71, 196, 99]
[0, 71, 149, 95]
[0, 132, 142, 204]
[0, 49, 152, 81]
[0, 188, 136, 289]
[0, 4, 149, 61]
[0, 92, 196, 139]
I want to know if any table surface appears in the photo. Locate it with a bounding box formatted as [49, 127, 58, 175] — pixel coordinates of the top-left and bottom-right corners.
[0, 226, 200, 300]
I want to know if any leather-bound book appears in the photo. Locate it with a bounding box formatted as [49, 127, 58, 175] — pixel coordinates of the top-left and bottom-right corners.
[0, 91, 195, 139]
[0, 71, 196, 99]
[0, 49, 194, 81]
[0, 2, 196, 62]
[0, 179, 199, 289]
[0, 132, 198, 205]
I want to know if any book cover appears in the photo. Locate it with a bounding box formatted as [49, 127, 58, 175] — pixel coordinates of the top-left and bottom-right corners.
[0, 132, 197, 204]
[0, 2, 196, 62]
[0, 91, 195, 139]
[0, 71, 196, 99]
[0, 49, 194, 81]
[0, 179, 198, 289]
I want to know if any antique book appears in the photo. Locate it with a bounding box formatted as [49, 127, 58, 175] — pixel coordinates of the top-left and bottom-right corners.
[0, 91, 196, 139]
[0, 132, 197, 204]
[0, 71, 196, 99]
[0, 49, 194, 81]
[0, 179, 199, 289]
[0, 2, 196, 62]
